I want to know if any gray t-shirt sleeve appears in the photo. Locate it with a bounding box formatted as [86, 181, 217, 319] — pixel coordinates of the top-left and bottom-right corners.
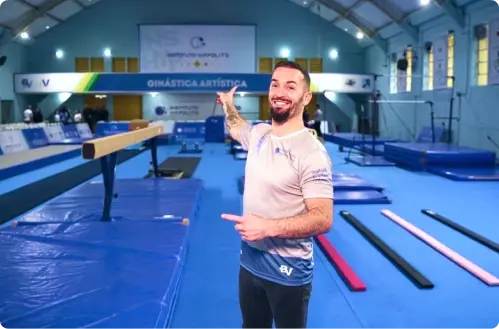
[299, 150, 333, 199]
[238, 123, 253, 150]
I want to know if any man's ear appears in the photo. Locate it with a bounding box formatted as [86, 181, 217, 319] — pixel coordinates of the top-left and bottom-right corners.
[303, 91, 313, 106]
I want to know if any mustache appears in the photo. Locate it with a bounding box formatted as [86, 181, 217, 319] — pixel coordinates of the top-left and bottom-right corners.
[271, 97, 292, 102]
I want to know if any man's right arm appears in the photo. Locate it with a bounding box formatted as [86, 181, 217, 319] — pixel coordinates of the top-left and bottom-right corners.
[223, 102, 251, 147]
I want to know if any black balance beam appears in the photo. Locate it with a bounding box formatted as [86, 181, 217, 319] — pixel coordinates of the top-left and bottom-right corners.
[421, 209, 499, 253]
[339, 210, 434, 289]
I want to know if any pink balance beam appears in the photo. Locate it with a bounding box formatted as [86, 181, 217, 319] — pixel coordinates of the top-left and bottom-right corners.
[381, 209, 499, 286]
[315, 234, 367, 291]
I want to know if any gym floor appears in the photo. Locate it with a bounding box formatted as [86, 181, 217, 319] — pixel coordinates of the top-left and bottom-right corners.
[2, 142, 498, 328]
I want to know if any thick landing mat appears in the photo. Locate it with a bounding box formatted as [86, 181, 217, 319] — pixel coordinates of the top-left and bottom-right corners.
[0, 149, 143, 225]
[18, 178, 204, 224]
[0, 145, 82, 181]
[0, 178, 203, 328]
[239, 177, 390, 204]
[0, 220, 189, 328]
[384, 143, 496, 168]
[345, 155, 395, 167]
[426, 166, 499, 181]
[335, 190, 391, 204]
[332, 173, 384, 191]
[157, 156, 201, 178]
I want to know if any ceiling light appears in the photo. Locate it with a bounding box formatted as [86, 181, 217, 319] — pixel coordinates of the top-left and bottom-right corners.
[420, 0, 430, 5]
[356, 32, 364, 39]
[20, 32, 29, 39]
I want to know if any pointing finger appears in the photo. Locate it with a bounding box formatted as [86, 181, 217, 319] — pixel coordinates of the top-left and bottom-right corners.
[221, 213, 244, 223]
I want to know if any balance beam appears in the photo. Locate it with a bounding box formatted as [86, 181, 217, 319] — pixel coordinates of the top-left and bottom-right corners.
[82, 125, 164, 221]
[381, 209, 499, 286]
[315, 234, 367, 292]
[421, 209, 499, 254]
[82, 125, 164, 160]
[340, 210, 434, 289]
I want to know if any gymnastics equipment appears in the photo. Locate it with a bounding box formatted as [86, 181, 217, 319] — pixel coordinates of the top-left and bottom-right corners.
[381, 209, 499, 286]
[339, 211, 434, 289]
[315, 234, 367, 291]
[238, 174, 390, 204]
[82, 125, 164, 221]
[421, 210, 499, 253]
[344, 97, 436, 167]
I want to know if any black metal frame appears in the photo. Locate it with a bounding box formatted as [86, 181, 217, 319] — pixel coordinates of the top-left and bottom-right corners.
[99, 137, 159, 221]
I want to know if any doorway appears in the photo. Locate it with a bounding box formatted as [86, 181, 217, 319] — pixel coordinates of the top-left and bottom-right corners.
[1, 100, 14, 124]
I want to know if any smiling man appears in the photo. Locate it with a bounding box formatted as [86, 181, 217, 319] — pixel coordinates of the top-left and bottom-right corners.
[218, 60, 334, 328]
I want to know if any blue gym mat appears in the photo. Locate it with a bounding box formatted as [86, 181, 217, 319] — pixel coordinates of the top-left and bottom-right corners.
[19, 179, 204, 224]
[426, 166, 499, 181]
[346, 155, 395, 167]
[327, 133, 397, 148]
[0, 178, 203, 328]
[238, 175, 389, 203]
[384, 143, 496, 169]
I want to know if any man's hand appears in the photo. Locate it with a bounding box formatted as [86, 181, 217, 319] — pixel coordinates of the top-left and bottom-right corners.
[221, 213, 273, 242]
[217, 86, 238, 109]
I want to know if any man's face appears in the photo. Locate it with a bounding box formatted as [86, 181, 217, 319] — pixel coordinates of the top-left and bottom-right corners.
[268, 67, 312, 124]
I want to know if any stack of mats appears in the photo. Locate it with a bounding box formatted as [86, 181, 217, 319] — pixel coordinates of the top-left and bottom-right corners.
[238, 173, 391, 204]
[323, 132, 398, 149]
[0, 178, 203, 328]
[384, 142, 499, 181]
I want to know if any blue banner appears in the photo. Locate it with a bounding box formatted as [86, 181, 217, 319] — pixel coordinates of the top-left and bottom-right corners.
[95, 122, 130, 137]
[62, 124, 80, 139]
[22, 128, 49, 149]
[173, 121, 205, 142]
[92, 73, 270, 93]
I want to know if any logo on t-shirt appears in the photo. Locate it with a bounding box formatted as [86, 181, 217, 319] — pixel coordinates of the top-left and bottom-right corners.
[275, 147, 295, 160]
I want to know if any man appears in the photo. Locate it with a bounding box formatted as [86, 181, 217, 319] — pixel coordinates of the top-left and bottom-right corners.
[218, 60, 334, 328]
[313, 104, 323, 137]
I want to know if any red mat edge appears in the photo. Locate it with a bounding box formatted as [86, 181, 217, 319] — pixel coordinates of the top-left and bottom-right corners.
[315, 234, 367, 292]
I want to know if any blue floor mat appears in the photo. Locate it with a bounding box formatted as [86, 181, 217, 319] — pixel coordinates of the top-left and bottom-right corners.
[18, 179, 204, 224]
[427, 165, 499, 181]
[0, 178, 202, 328]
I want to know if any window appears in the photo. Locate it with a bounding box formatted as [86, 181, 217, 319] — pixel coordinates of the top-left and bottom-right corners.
[476, 25, 488, 86]
[426, 46, 434, 90]
[390, 59, 398, 94]
[447, 32, 455, 88]
[406, 48, 412, 92]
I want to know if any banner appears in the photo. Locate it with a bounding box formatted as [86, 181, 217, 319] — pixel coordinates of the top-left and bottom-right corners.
[14, 73, 375, 94]
[76, 123, 93, 139]
[488, 17, 499, 85]
[22, 128, 49, 149]
[0, 130, 29, 154]
[139, 25, 256, 73]
[433, 35, 448, 90]
[173, 121, 205, 142]
[43, 125, 65, 143]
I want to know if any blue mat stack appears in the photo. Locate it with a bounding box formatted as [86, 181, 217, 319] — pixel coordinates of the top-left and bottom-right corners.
[384, 142, 499, 181]
[0, 178, 203, 328]
[238, 173, 391, 204]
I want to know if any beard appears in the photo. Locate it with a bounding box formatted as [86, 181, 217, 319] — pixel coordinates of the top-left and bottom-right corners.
[269, 96, 303, 124]
[270, 106, 292, 124]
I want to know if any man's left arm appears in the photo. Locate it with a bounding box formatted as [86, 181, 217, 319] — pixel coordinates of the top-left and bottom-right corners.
[267, 150, 334, 239]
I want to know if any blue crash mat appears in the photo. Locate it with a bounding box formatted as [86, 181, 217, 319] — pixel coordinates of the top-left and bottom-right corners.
[19, 178, 204, 224]
[345, 155, 395, 167]
[427, 165, 499, 181]
[330, 133, 397, 147]
[384, 142, 496, 168]
[333, 173, 384, 191]
[0, 219, 189, 328]
[239, 176, 389, 203]
[334, 190, 391, 204]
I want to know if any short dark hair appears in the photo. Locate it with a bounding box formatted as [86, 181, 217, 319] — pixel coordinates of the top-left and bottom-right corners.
[273, 60, 311, 88]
